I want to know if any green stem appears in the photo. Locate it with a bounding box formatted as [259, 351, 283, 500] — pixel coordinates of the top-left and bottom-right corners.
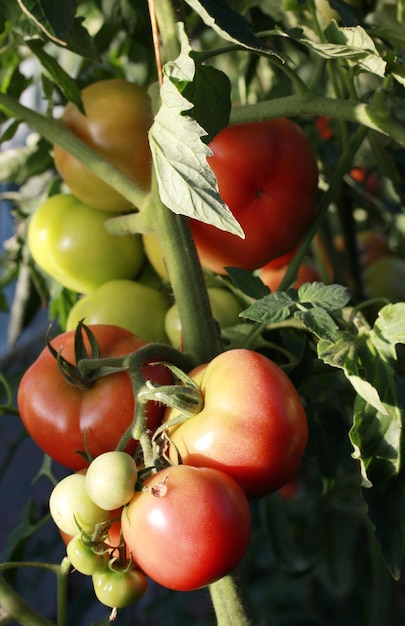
[146, 176, 223, 365]
[209, 574, 252, 626]
[0, 93, 146, 209]
[229, 94, 405, 146]
[0, 576, 55, 626]
[55, 559, 70, 626]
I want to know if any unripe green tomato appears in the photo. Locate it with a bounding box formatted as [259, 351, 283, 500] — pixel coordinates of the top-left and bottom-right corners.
[142, 232, 169, 282]
[363, 256, 405, 300]
[28, 194, 144, 294]
[66, 279, 169, 343]
[49, 473, 109, 536]
[314, 0, 364, 23]
[66, 534, 109, 575]
[165, 287, 243, 348]
[85, 451, 138, 511]
[92, 568, 148, 608]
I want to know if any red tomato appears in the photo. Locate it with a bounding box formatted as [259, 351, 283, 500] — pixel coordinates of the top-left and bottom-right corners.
[121, 465, 251, 591]
[260, 260, 320, 292]
[164, 349, 308, 499]
[17, 325, 172, 470]
[189, 119, 318, 274]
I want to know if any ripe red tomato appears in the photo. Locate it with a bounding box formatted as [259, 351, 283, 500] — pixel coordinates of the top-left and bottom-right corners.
[17, 325, 172, 470]
[260, 260, 320, 292]
[53, 79, 153, 212]
[189, 119, 318, 274]
[121, 465, 251, 591]
[164, 349, 308, 499]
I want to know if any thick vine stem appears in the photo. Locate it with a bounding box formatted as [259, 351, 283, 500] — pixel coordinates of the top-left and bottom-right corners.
[209, 574, 252, 626]
[0, 576, 54, 626]
[229, 94, 405, 147]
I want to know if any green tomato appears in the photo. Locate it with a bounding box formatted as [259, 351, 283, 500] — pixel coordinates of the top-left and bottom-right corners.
[92, 568, 148, 608]
[165, 287, 243, 348]
[142, 232, 169, 282]
[85, 451, 138, 511]
[66, 279, 169, 342]
[28, 194, 144, 294]
[67, 534, 109, 575]
[363, 256, 405, 300]
[49, 473, 109, 536]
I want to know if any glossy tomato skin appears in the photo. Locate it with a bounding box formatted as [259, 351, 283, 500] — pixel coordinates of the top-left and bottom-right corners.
[17, 325, 173, 470]
[66, 279, 169, 343]
[164, 349, 308, 499]
[27, 194, 144, 294]
[53, 79, 153, 212]
[190, 119, 318, 274]
[121, 465, 251, 591]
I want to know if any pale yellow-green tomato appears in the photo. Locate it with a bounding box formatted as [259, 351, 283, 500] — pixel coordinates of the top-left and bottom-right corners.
[314, 0, 363, 23]
[142, 232, 169, 282]
[165, 287, 243, 348]
[66, 279, 169, 343]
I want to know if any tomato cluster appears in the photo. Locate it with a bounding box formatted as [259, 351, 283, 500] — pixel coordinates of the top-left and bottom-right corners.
[20, 78, 314, 612]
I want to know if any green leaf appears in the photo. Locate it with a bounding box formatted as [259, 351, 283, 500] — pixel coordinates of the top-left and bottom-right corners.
[182, 63, 231, 142]
[226, 267, 270, 300]
[185, 0, 285, 61]
[149, 23, 243, 237]
[276, 23, 386, 76]
[297, 282, 352, 311]
[24, 38, 83, 110]
[318, 332, 388, 414]
[241, 291, 297, 324]
[16, 0, 77, 45]
[373, 302, 405, 348]
[362, 478, 405, 580]
[295, 307, 339, 341]
[350, 391, 404, 487]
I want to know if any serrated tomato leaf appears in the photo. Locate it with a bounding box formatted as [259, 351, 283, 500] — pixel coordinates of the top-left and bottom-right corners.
[240, 291, 297, 324]
[295, 307, 339, 341]
[149, 24, 243, 237]
[298, 282, 352, 311]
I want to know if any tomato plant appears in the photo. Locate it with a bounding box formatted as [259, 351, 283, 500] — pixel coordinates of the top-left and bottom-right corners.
[53, 79, 153, 212]
[164, 349, 308, 499]
[28, 194, 144, 294]
[92, 568, 148, 608]
[189, 119, 319, 274]
[85, 451, 138, 511]
[121, 465, 251, 591]
[66, 279, 169, 342]
[17, 325, 172, 470]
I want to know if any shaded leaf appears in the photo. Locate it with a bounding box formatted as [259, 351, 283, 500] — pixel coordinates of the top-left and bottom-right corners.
[16, 0, 77, 45]
[226, 267, 270, 300]
[362, 478, 405, 580]
[182, 63, 231, 142]
[185, 0, 284, 60]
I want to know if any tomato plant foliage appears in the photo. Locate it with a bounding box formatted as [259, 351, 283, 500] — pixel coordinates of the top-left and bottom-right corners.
[2, 0, 405, 625]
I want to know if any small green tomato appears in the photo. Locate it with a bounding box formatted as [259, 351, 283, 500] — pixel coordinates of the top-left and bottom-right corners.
[85, 451, 138, 511]
[49, 473, 109, 536]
